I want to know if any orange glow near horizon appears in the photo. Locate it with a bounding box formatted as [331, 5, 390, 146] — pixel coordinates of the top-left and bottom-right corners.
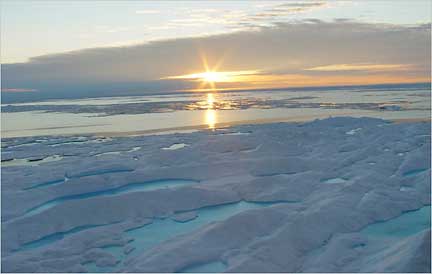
[162, 70, 259, 88]
[161, 53, 429, 92]
[178, 74, 430, 93]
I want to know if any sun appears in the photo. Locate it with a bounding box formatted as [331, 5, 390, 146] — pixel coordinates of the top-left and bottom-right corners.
[194, 71, 228, 91]
[161, 51, 259, 91]
[196, 70, 232, 90]
[201, 72, 223, 83]
[199, 71, 230, 84]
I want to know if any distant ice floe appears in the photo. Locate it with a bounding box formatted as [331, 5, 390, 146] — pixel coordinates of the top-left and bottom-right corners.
[1, 154, 63, 167]
[400, 186, 415, 192]
[49, 136, 110, 147]
[0, 95, 415, 116]
[321, 177, 348, 184]
[217, 131, 251, 136]
[1, 117, 430, 273]
[346, 128, 362, 135]
[162, 143, 189, 150]
[379, 104, 403, 111]
[95, 147, 141, 157]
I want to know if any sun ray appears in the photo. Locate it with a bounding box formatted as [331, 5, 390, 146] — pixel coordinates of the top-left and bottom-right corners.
[198, 50, 225, 91]
[162, 49, 259, 92]
[212, 49, 232, 72]
[199, 49, 211, 73]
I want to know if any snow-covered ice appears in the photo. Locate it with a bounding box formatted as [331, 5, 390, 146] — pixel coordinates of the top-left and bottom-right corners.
[161, 143, 189, 150]
[1, 117, 430, 272]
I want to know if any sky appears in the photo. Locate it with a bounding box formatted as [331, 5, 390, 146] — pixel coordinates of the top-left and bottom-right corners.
[1, 0, 431, 101]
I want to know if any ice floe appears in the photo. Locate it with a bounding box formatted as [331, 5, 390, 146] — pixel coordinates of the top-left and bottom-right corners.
[162, 143, 189, 150]
[1, 117, 430, 272]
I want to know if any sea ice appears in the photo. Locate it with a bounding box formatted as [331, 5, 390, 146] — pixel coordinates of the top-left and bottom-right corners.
[161, 143, 189, 150]
[1, 117, 430, 273]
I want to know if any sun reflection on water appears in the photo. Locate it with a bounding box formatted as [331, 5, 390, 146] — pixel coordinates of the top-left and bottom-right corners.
[205, 93, 217, 129]
[207, 93, 215, 108]
[206, 109, 216, 129]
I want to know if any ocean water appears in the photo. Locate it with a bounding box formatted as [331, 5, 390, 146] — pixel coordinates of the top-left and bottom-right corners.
[1, 84, 430, 138]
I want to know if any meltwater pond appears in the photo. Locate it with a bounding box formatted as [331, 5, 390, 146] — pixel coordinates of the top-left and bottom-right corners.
[90, 201, 289, 273]
[403, 169, 429, 177]
[23, 179, 199, 218]
[361, 206, 431, 238]
[181, 261, 227, 273]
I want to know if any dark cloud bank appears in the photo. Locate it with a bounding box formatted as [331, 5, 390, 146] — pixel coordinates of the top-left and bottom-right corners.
[1, 21, 430, 103]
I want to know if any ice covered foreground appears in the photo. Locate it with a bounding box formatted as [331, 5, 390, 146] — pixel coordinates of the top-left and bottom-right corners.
[1, 117, 431, 273]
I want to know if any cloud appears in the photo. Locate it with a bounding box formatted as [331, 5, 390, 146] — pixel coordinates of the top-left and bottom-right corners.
[1, 88, 37, 93]
[162, 70, 261, 82]
[160, 2, 327, 32]
[167, 9, 249, 29]
[305, 63, 413, 72]
[247, 1, 328, 21]
[95, 26, 133, 33]
[268, 1, 327, 13]
[2, 21, 430, 102]
[135, 10, 160, 14]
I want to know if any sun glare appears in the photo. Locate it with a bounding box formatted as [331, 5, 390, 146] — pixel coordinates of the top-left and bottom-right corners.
[201, 72, 227, 83]
[161, 51, 259, 91]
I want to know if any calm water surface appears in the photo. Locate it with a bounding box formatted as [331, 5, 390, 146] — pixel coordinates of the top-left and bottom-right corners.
[1, 86, 430, 138]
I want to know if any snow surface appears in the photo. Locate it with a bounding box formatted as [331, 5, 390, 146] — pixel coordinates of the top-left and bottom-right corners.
[1, 117, 430, 272]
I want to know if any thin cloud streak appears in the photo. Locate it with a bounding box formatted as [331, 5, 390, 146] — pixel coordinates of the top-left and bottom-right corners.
[135, 10, 160, 14]
[250, 1, 328, 20]
[162, 70, 261, 82]
[305, 63, 413, 72]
